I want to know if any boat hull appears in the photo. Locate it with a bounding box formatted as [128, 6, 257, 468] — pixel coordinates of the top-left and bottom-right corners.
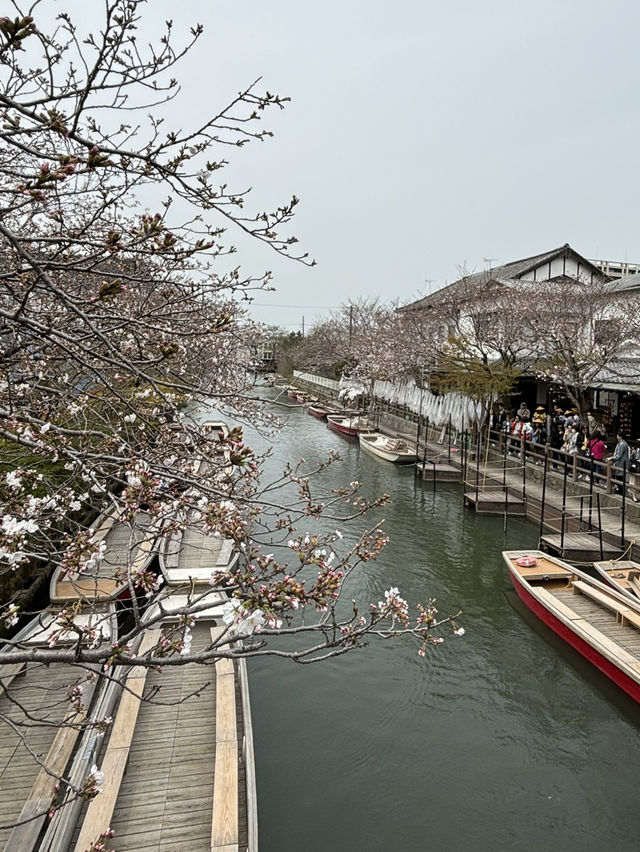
[508, 562, 640, 704]
[327, 415, 372, 437]
[359, 433, 418, 464]
[307, 404, 330, 419]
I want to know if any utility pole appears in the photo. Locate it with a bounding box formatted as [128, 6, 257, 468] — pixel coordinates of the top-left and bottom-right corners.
[302, 315, 305, 337]
[349, 304, 354, 343]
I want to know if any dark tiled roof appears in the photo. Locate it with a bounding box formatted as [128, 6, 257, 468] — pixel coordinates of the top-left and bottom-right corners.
[607, 273, 640, 294]
[401, 243, 606, 310]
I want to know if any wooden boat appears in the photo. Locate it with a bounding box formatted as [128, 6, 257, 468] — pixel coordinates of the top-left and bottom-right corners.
[6, 602, 118, 650]
[50, 507, 158, 603]
[359, 432, 418, 463]
[74, 593, 257, 852]
[327, 414, 374, 437]
[0, 601, 117, 850]
[504, 549, 640, 703]
[594, 560, 640, 600]
[307, 401, 349, 420]
[159, 515, 239, 587]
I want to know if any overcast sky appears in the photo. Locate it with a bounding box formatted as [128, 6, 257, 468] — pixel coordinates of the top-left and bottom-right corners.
[64, 1, 640, 330]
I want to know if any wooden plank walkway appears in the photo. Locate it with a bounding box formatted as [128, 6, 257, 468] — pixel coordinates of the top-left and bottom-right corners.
[416, 461, 459, 482]
[464, 491, 526, 515]
[540, 533, 623, 562]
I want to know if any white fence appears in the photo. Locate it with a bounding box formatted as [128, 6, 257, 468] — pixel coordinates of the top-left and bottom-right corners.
[293, 371, 339, 391]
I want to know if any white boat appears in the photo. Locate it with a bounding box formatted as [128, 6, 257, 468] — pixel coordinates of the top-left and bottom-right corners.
[5, 602, 118, 650]
[358, 432, 418, 463]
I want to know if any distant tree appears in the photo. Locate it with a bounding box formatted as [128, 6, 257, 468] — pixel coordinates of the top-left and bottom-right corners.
[523, 277, 640, 420]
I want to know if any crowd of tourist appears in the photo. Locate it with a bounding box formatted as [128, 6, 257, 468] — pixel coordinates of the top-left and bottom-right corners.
[491, 401, 640, 499]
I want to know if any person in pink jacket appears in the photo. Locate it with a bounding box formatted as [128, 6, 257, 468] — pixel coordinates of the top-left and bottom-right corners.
[587, 431, 607, 485]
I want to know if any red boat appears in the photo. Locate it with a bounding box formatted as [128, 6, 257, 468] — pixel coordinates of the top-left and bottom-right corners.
[326, 414, 374, 437]
[504, 549, 640, 703]
[307, 402, 347, 420]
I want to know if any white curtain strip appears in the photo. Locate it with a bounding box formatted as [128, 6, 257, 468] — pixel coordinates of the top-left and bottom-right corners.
[371, 379, 482, 430]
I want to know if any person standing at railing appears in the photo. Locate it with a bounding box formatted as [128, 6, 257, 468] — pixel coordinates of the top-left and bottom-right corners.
[574, 426, 588, 478]
[549, 407, 564, 470]
[587, 431, 607, 485]
[562, 424, 575, 454]
[609, 433, 630, 495]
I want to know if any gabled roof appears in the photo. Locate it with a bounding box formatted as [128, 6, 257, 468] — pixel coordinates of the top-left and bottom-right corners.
[401, 243, 607, 311]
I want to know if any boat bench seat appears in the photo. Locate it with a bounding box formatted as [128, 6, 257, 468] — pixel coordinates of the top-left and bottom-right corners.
[572, 580, 640, 631]
[538, 586, 640, 671]
[619, 609, 640, 630]
[525, 570, 571, 582]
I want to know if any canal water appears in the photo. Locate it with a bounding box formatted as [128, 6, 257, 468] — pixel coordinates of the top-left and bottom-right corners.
[243, 398, 640, 852]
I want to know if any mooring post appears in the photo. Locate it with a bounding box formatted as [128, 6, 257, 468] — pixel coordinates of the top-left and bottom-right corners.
[621, 467, 627, 547]
[560, 458, 568, 552]
[502, 437, 507, 488]
[538, 449, 548, 546]
[588, 458, 594, 530]
[596, 492, 604, 560]
[475, 424, 480, 505]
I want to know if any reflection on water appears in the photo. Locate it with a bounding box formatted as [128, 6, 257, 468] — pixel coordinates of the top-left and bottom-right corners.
[241, 398, 640, 852]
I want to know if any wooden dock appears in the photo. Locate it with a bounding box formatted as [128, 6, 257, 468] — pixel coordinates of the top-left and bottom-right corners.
[416, 460, 460, 482]
[540, 532, 624, 563]
[464, 490, 526, 516]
